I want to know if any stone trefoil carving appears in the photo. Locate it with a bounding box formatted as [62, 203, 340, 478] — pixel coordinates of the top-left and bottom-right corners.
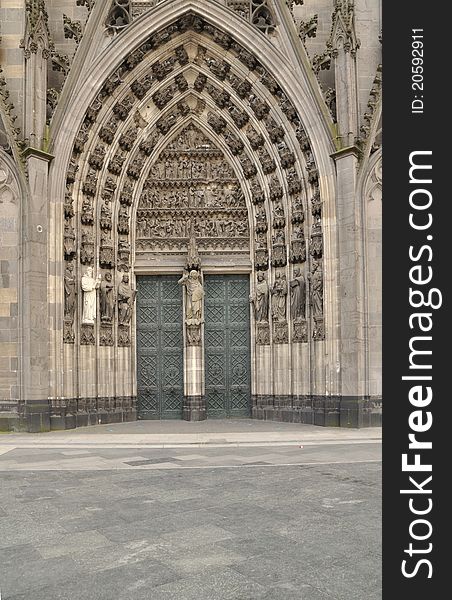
[106, 1, 131, 34]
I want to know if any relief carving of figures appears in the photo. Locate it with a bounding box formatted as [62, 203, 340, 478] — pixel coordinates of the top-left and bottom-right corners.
[82, 169, 98, 197]
[81, 196, 94, 225]
[246, 127, 264, 150]
[100, 200, 112, 230]
[259, 148, 276, 174]
[80, 231, 95, 265]
[249, 94, 270, 120]
[311, 189, 323, 218]
[113, 94, 134, 120]
[290, 227, 306, 264]
[272, 203, 285, 229]
[66, 159, 79, 184]
[310, 221, 323, 260]
[64, 264, 77, 322]
[64, 192, 74, 219]
[118, 274, 136, 326]
[63, 222, 76, 260]
[118, 239, 131, 271]
[278, 142, 296, 169]
[81, 267, 101, 325]
[100, 231, 114, 268]
[100, 119, 118, 144]
[271, 272, 288, 322]
[108, 152, 125, 176]
[290, 268, 306, 322]
[178, 270, 204, 324]
[287, 169, 302, 195]
[228, 74, 252, 98]
[88, 144, 106, 170]
[229, 105, 249, 128]
[118, 205, 130, 235]
[255, 233, 269, 271]
[255, 206, 268, 234]
[291, 197, 305, 224]
[269, 176, 283, 201]
[272, 230, 287, 268]
[250, 272, 269, 323]
[127, 158, 144, 180]
[100, 272, 115, 324]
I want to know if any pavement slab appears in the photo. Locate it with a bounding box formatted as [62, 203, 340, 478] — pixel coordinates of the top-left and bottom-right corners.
[0, 424, 381, 600]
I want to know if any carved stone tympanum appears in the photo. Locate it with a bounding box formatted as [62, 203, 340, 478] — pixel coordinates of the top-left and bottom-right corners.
[136, 125, 249, 256]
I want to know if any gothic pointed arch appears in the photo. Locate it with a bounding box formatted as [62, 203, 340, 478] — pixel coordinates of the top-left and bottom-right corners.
[48, 1, 341, 419]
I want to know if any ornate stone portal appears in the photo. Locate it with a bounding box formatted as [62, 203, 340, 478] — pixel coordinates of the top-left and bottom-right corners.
[0, 2, 380, 433]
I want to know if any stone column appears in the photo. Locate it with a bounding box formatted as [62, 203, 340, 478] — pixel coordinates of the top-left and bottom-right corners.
[332, 146, 367, 426]
[180, 269, 206, 421]
[21, 148, 54, 432]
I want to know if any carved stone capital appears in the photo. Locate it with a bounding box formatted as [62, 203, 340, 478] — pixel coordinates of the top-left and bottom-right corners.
[293, 320, 308, 344]
[256, 322, 270, 346]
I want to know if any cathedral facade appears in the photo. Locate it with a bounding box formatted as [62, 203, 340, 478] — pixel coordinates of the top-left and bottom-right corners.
[0, 0, 382, 432]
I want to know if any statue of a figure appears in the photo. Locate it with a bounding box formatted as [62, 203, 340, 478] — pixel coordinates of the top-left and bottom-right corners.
[271, 272, 288, 322]
[250, 272, 269, 323]
[64, 264, 76, 320]
[118, 274, 136, 325]
[100, 272, 115, 323]
[178, 270, 204, 323]
[290, 267, 306, 321]
[81, 267, 101, 325]
[310, 262, 324, 318]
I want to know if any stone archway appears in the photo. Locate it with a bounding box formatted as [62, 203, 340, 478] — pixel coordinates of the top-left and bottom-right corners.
[48, 4, 338, 428]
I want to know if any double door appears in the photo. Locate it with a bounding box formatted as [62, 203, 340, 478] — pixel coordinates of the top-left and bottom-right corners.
[137, 274, 251, 419]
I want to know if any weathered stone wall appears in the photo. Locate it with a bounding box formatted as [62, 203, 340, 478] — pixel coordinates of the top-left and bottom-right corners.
[0, 149, 21, 426]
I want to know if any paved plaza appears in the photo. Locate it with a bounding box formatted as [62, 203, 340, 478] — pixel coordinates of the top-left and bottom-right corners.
[0, 421, 381, 599]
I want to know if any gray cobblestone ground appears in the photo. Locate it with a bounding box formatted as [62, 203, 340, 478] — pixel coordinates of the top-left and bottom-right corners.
[0, 424, 381, 600]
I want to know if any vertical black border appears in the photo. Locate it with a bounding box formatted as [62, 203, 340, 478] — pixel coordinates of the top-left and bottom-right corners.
[383, 1, 448, 596]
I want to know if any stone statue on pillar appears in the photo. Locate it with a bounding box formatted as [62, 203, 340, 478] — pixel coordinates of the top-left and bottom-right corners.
[250, 272, 270, 345]
[118, 274, 136, 326]
[179, 231, 204, 346]
[290, 267, 308, 343]
[81, 267, 101, 325]
[179, 270, 204, 324]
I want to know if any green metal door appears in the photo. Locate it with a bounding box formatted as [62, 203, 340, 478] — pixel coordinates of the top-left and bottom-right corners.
[204, 275, 251, 418]
[137, 276, 183, 419]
